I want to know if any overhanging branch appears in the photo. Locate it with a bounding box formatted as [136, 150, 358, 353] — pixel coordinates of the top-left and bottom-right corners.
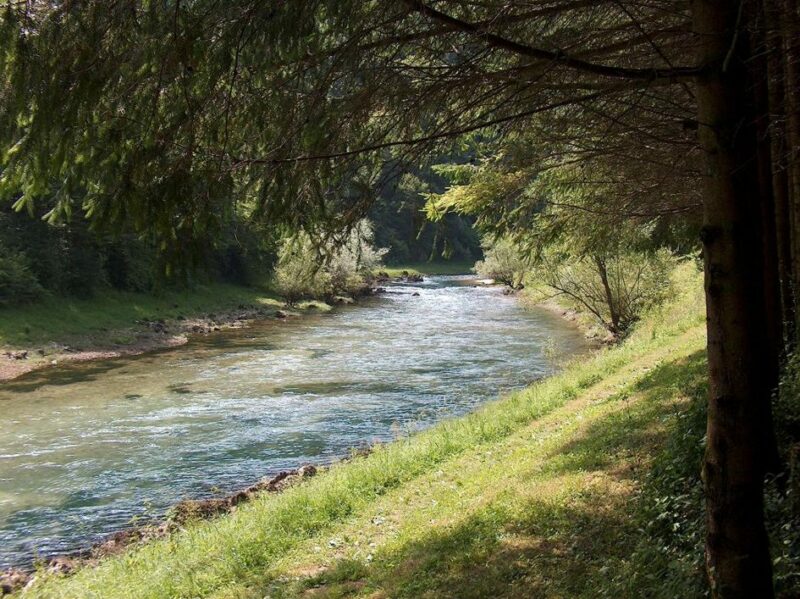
[402, 0, 702, 83]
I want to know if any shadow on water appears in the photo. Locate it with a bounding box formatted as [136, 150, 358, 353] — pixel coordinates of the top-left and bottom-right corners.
[1, 359, 138, 394]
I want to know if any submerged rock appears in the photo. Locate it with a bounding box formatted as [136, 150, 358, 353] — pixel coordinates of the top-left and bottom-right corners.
[170, 465, 319, 525]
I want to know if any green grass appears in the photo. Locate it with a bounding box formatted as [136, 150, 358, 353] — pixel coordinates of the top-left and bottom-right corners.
[380, 261, 475, 276]
[0, 284, 286, 348]
[16, 264, 714, 598]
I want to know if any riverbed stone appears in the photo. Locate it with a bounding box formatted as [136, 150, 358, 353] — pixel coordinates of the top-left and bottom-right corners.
[47, 556, 76, 575]
[0, 569, 30, 595]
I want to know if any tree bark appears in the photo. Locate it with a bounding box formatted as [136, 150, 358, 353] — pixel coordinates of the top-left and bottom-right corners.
[764, 0, 795, 340]
[783, 0, 800, 321]
[692, 1, 775, 597]
[594, 255, 620, 335]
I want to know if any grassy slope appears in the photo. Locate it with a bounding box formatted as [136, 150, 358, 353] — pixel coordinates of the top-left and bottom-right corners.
[21, 265, 708, 599]
[0, 284, 285, 348]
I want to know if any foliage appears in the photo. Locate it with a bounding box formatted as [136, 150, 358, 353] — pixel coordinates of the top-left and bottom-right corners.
[0, 198, 280, 304]
[274, 220, 386, 303]
[775, 352, 800, 460]
[0, 243, 44, 306]
[431, 157, 681, 336]
[533, 249, 676, 337]
[770, 352, 800, 596]
[370, 171, 481, 266]
[473, 237, 529, 288]
[0, 0, 696, 256]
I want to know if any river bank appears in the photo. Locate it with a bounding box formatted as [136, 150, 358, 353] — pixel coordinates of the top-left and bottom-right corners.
[0, 265, 474, 383]
[0, 274, 591, 581]
[0, 285, 328, 382]
[5, 264, 732, 599]
[1, 464, 323, 594]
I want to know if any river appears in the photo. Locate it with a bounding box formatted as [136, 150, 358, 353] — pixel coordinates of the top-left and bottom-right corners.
[0, 275, 588, 568]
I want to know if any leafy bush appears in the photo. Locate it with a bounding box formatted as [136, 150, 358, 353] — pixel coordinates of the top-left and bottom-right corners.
[776, 352, 800, 458]
[534, 249, 675, 337]
[274, 220, 387, 303]
[0, 246, 45, 306]
[473, 237, 529, 288]
[771, 353, 800, 597]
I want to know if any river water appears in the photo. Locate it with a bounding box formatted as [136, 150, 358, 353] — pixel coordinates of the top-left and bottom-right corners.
[0, 276, 587, 568]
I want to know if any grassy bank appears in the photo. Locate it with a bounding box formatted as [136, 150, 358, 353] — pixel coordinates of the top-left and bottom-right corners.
[1, 262, 474, 350]
[14, 264, 732, 598]
[381, 261, 475, 277]
[0, 284, 286, 349]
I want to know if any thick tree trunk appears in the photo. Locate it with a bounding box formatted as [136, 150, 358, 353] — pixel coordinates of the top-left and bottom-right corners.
[753, 16, 784, 475]
[692, 1, 775, 597]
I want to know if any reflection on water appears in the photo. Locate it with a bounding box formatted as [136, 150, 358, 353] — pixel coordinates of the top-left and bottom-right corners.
[0, 276, 588, 567]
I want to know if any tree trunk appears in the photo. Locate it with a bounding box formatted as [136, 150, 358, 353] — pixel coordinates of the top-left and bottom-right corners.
[692, 1, 775, 597]
[783, 0, 800, 320]
[595, 255, 619, 335]
[764, 0, 795, 340]
[753, 15, 784, 475]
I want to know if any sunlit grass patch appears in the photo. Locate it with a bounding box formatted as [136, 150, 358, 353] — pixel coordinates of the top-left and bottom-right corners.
[380, 261, 475, 277]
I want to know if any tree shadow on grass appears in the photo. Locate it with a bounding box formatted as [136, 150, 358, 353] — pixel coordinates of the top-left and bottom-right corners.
[270, 495, 635, 599]
[537, 350, 707, 479]
[255, 351, 708, 599]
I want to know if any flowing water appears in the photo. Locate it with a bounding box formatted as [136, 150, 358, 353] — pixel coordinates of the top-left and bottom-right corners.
[0, 276, 588, 568]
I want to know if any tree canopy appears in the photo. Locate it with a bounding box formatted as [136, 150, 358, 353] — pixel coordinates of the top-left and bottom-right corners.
[0, 1, 697, 247]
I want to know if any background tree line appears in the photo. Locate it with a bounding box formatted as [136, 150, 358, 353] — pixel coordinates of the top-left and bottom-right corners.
[0, 177, 480, 306]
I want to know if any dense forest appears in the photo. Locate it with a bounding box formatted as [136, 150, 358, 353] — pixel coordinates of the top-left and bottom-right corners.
[0, 1, 799, 598]
[0, 172, 480, 305]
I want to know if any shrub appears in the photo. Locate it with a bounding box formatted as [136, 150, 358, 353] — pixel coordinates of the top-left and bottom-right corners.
[473, 237, 529, 288]
[0, 246, 45, 307]
[274, 220, 387, 303]
[534, 249, 675, 337]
